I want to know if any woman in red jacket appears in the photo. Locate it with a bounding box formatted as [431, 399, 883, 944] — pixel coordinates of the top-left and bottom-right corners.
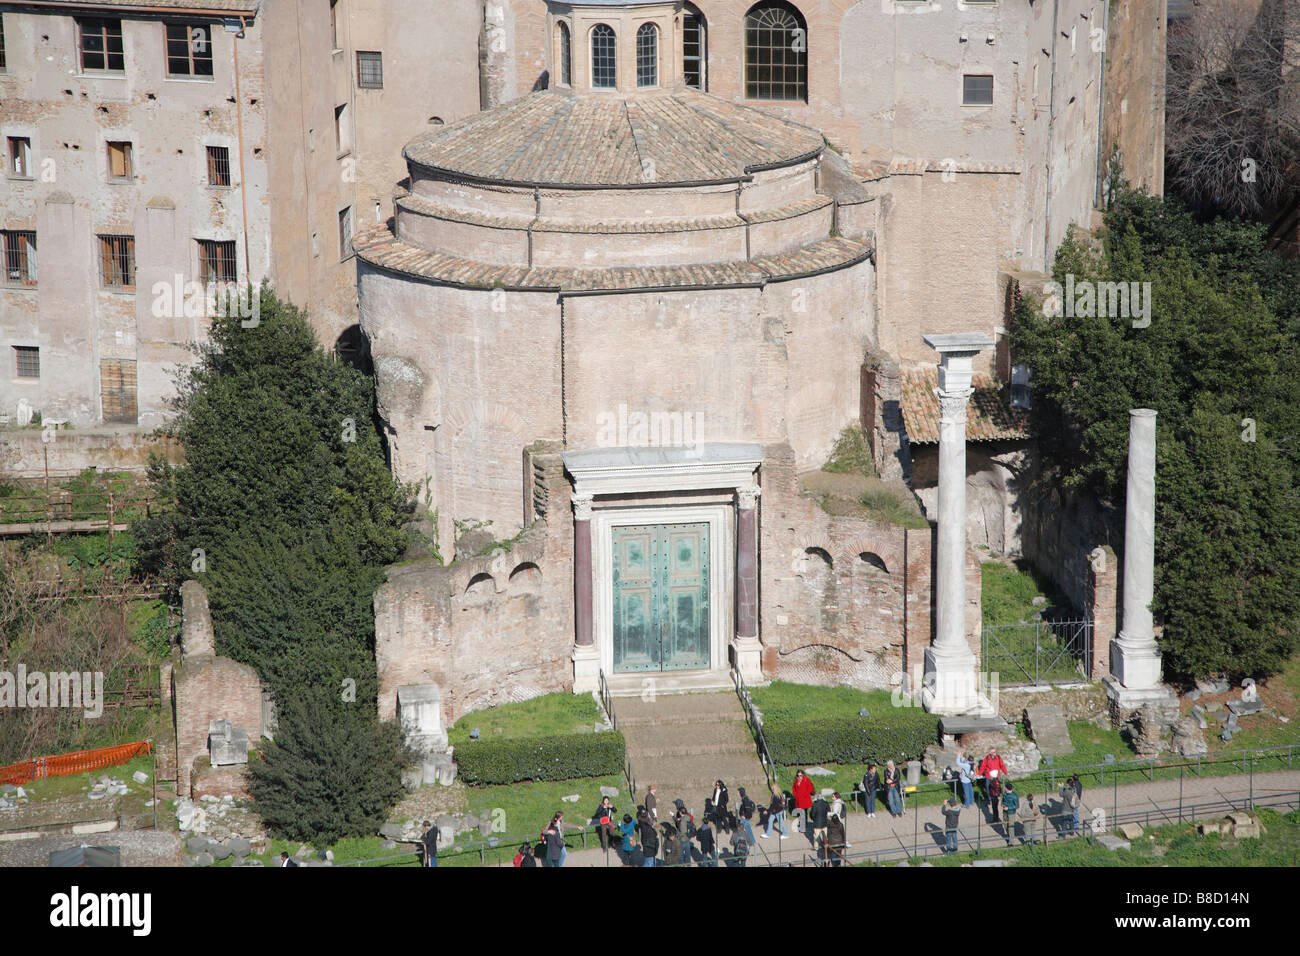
[792, 769, 815, 833]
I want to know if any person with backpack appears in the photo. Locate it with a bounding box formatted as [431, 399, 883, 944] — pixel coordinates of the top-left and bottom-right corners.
[736, 787, 757, 844]
[862, 764, 880, 818]
[728, 821, 751, 867]
[941, 798, 961, 854]
[420, 820, 438, 868]
[674, 800, 695, 864]
[1061, 782, 1081, 835]
[618, 813, 637, 865]
[978, 749, 1008, 822]
[826, 808, 847, 867]
[1001, 780, 1020, 845]
[695, 815, 717, 866]
[884, 760, 903, 818]
[792, 769, 814, 832]
[763, 781, 788, 839]
[513, 842, 537, 867]
[661, 820, 682, 867]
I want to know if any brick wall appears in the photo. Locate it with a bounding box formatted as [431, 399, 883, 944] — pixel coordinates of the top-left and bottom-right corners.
[172, 656, 263, 775]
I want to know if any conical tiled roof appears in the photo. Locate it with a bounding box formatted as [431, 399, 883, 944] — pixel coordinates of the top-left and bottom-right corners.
[404, 89, 826, 188]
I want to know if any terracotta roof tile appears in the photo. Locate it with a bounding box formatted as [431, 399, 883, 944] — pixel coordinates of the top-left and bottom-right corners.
[900, 367, 1031, 444]
[353, 225, 872, 293]
[404, 89, 825, 188]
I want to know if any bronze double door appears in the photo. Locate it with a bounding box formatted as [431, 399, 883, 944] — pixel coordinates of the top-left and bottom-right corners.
[611, 522, 710, 673]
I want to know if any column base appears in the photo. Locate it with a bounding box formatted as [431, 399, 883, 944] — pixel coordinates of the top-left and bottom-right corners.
[1102, 675, 1177, 717]
[572, 644, 600, 694]
[921, 646, 996, 717]
[731, 635, 766, 687]
[1109, 636, 1164, 690]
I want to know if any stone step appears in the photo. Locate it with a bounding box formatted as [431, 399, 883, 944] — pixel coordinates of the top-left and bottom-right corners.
[615, 692, 745, 722]
[633, 752, 769, 792]
[1023, 704, 1074, 756]
[621, 721, 755, 754]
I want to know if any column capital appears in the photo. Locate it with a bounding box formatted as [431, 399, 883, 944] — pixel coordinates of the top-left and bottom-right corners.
[736, 484, 761, 510]
[937, 388, 973, 426]
[572, 494, 594, 521]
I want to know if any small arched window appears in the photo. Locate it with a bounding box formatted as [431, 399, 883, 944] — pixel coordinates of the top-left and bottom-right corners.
[744, 2, 808, 102]
[557, 22, 572, 87]
[636, 23, 659, 88]
[591, 24, 616, 89]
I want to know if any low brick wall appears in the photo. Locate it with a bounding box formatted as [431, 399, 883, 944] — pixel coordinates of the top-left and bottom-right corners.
[0, 426, 181, 478]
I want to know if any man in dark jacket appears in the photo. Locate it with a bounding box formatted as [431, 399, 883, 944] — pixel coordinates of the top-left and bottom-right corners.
[826, 811, 847, 867]
[862, 764, 880, 818]
[661, 821, 682, 867]
[695, 817, 717, 866]
[638, 810, 659, 866]
[809, 792, 830, 852]
[421, 820, 439, 868]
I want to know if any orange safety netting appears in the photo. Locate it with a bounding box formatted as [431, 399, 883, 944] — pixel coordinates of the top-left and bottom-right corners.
[0, 740, 152, 786]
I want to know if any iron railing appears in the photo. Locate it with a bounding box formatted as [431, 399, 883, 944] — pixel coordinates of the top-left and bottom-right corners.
[731, 663, 776, 786]
[982, 616, 1093, 685]
[598, 669, 638, 805]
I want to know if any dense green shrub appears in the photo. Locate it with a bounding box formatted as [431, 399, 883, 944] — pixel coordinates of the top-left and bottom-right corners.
[764, 712, 939, 767]
[456, 730, 627, 786]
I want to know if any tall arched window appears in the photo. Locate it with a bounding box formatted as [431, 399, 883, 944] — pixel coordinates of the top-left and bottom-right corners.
[744, 2, 807, 102]
[591, 24, 616, 89]
[683, 3, 707, 91]
[557, 22, 572, 87]
[636, 23, 658, 88]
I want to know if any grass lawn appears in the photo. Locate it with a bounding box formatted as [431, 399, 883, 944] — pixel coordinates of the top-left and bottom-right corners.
[980, 560, 1068, 628]
[750, 680, 896, 723]
[447, 692, 604, 747]
[904, 807, 1300, 868]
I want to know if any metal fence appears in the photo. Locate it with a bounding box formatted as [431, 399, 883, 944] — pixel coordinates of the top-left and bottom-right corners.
[982, 616, 1093, 684]
[598, 669, 638, 804]
[731, 663, 776, 786]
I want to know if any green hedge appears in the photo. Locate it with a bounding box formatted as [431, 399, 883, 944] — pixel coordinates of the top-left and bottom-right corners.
[455, 730, 627, 786]
[764, 712, 939, 767]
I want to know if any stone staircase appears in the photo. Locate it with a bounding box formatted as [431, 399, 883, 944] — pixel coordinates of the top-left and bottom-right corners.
[615, 691, 770, 808]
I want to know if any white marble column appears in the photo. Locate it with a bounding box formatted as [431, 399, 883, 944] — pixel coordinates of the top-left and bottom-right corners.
[1110, 409, 1163, 689]
[921, 333, 994, 715]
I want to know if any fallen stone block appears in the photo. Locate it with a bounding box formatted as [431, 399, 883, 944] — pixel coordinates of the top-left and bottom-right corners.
[209, 842, 233, 861]
[133, 771, 149, 785]
[185, 836, 210, 855]
[1119, 823, 1143, 840]
[599, 786, 620, 798]
[1096, 835, 1130, 851]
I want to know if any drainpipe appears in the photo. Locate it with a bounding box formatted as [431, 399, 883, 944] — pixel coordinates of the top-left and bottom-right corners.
[1093, 0, 1110, 208]
[1043, 0, 1060, 272]
[232, 16, 252, 281]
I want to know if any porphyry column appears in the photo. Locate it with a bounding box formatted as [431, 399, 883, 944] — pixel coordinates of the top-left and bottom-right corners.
[921, 333, 994, 715]
[1110, 409, 1162, 689]
[571, 493, 599, 693]
[732, 483, 764, 683]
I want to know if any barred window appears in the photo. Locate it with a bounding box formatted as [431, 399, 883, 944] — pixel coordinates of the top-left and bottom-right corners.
[206, 146, 231, 186]
[744, 2, 807, 102]
[636, 23, 658, 88]
[14, 346, 40, 379]
[107, 141, 133, 180]
[357, 51, 383, 89]
[197, 239, 237, 284]
[3, 231, 37, 286]
[591, 24, 615, 89]
[683, 6, 707, 91]
[963, 74, 994, 105]
[557, 22, 571, 87]
[79, 18, 125, 73]
[165, 24, 214, 78]
[98, 235, 135, 289]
